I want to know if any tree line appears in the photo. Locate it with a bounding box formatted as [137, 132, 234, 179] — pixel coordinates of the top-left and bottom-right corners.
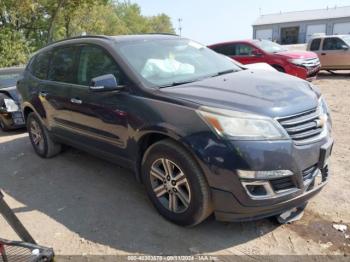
[0, 0, 175, 67]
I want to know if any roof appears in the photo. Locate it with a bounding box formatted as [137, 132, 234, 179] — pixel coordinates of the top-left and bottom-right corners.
[47, 34, 178, 46]
[253, 5, 350, 26]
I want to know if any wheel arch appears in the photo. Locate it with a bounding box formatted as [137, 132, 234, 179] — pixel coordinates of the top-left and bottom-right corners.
[23, 105, 35, 122]
[134, 130, 205, 184]
[271, 64, 286, 72]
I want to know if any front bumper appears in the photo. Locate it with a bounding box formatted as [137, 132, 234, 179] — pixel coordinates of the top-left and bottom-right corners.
[212, 166, 329, 222]
[0, 111, 25, 129]
[285, 64, 321, 81]
[191, 131, 333, 222]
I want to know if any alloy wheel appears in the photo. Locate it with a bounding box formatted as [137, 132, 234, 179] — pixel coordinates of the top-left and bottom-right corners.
[30, 120, 45, 152]
[150, 158, 191, 213]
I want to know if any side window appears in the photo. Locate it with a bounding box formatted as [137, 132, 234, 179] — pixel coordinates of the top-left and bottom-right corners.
[30, 52, 51, 79]
[48, 47, 77, 83]
[77, 45, 123, 86]
[310, 39, 321, 51]
[234, 44, 254, 56]
[322, 37, 346, 50]
[212, 44, 235, 56]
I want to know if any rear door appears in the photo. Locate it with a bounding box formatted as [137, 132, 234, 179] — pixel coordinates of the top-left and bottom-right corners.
[67, 44, 130, 159]
[34, 46, 78, 134]
[320, 37, 350, 69]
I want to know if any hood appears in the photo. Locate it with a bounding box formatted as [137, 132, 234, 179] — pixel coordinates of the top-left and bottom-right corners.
[0, 86, 19, 102]
[275, 50, 318, 59]
[161, 69, 318, 118]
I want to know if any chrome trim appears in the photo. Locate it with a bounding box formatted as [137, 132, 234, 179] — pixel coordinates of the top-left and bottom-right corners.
[276, 106, 328, 145]
[241, 180, 298, 200]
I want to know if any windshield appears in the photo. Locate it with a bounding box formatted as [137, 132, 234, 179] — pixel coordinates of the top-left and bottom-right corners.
[341, 35, 350, 46]
[0, 73, 21, 88]
[115, 38, 241, 87]
[253, 40, 288, 53]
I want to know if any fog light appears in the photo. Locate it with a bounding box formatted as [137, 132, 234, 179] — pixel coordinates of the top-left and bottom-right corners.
[238, 170, 293, 179]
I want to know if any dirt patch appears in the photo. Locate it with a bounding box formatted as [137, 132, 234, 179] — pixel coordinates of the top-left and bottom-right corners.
[289, 210, 350, 254]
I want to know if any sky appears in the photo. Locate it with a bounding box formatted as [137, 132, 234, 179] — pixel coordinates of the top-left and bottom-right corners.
[131, 0, 350, 45]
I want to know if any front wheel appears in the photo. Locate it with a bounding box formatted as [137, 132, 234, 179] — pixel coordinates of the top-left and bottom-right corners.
[27, 112, 62, 158]
[0, 118, 9, 131]
[142, 139, 212, 226]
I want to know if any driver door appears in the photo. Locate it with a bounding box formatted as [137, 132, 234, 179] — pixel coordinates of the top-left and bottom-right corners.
[66, 44, 130, 160]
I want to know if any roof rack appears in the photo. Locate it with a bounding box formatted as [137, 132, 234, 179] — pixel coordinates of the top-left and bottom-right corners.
[141, 33, 179, 36]
[46, 35, 111, 46]
[45, 33, 179, 48]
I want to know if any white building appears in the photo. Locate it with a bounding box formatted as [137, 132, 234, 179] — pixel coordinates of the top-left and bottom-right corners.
[253, 6, 350, 44]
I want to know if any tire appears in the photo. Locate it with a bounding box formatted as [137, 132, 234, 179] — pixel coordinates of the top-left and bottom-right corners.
[0, 118, 9, 131]
[272, 65, 286, 73]
[142, 139, 212, 226]
[27, 112, 61, 158]
[0, 94, 10, 131]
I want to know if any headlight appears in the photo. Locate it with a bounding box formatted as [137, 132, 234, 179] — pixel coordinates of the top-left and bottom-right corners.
[197, 106, 288, 140]
[4, 99, 19, 112]
[318, 96, 329, 116]
[288, 58, 305, 65]
[319, 96, 332, 130]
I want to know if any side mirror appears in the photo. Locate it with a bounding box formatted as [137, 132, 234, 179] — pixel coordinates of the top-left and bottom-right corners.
[252, 49, 263, 57]
[341, 44, 349, 50]
[89, 74, 122, 92]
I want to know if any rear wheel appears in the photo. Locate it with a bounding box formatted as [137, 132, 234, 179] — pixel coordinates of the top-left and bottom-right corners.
[27, 112, 61, 158]
[142, 139, 212, 226]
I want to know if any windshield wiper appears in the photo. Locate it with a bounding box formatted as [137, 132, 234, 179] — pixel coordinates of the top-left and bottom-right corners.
[158, 79, 200, 88]
[158, 69, 239, 88]
[211, 69, 238, 77]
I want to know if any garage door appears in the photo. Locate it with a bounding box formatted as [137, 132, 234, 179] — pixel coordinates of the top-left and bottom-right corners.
[333, 22, 350, 35]
[306, 24, 326, 42]
[255, 29, 273, 41]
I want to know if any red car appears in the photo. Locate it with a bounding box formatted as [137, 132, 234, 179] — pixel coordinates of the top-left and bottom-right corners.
[208, 39, 321, 80]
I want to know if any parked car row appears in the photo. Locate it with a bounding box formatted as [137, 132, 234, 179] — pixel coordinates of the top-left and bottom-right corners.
[208, 39, 321, 80]
[11, 34, 333, 226]
[208, 34, 350, 80]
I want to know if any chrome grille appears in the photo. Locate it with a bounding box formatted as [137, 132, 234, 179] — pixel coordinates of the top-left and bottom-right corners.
[278, 109, 324, 144]
[300, 58, 321, 68]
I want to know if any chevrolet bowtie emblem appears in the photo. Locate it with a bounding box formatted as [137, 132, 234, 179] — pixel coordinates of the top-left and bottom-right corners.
[315, 115, 326, 128]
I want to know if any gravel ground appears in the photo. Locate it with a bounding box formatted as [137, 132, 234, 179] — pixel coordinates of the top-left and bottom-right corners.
[0, 71, 349, 258]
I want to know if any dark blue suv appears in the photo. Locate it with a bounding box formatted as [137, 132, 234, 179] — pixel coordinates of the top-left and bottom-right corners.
[17, 35, 333, 226]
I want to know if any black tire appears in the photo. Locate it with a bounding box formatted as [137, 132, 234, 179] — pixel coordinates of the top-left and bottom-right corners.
[272, 65, 286, 73]
[27, 112, 62, 158]
[0, 94, 10, 131]
[142, 139, 212, 226]
[0, 118, 9, 131]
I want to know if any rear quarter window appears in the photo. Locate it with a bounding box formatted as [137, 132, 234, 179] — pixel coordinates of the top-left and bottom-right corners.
[29, 51, 51, 79]
[310, 39, 321, 51]
[212, 44, 235, 56]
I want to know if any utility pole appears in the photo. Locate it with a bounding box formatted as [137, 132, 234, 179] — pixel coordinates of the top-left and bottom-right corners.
[178, 18, 183, 37]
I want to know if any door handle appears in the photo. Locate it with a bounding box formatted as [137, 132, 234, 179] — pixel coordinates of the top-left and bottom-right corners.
[70, 98, 82, 104]
[39, 91, 49, 97]
[321, 53, 326, 56]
